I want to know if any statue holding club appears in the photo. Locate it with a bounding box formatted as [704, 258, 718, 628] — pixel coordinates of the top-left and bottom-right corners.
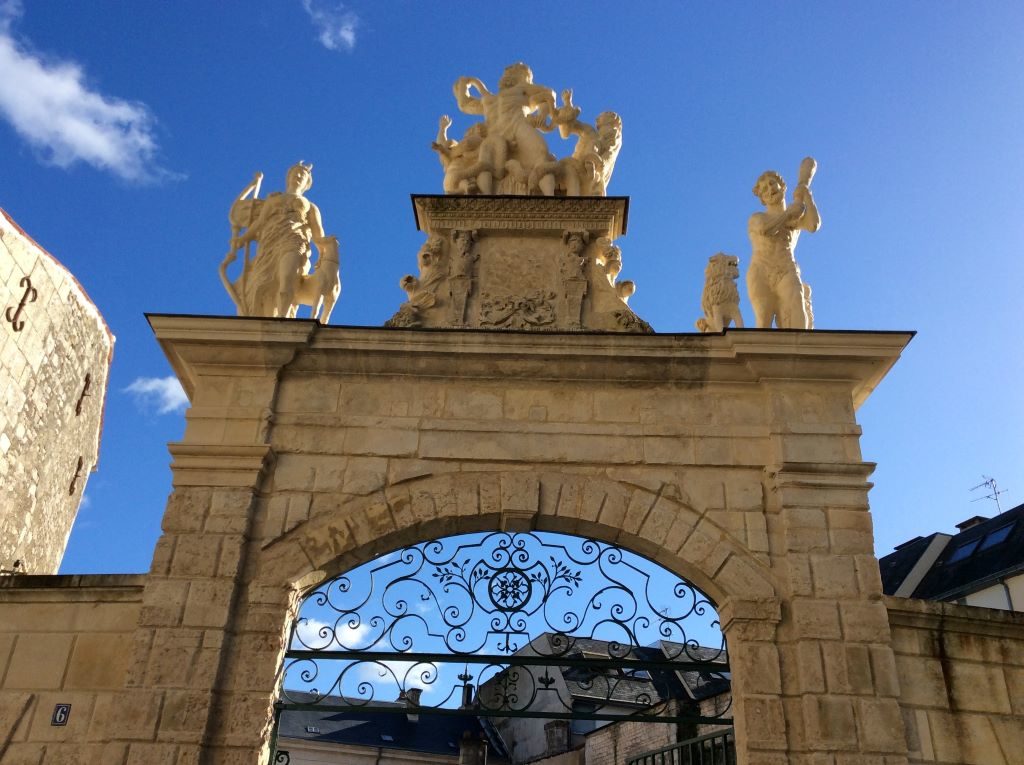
[746, 157, 821, 329]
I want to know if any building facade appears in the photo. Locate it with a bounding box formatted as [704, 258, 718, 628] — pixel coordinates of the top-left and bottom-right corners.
[881, 503, 1024, 611]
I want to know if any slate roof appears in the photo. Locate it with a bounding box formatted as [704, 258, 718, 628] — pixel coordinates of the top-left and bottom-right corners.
[278, 692, 507, 757]
[879, 534, 940, 594]
[880, 502, 1024, 601]
[536, 634, 728, 707]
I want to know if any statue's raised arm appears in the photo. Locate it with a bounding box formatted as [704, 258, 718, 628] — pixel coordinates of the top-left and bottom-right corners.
[453, 77, 491, 116]
[545, 89, 623, 196]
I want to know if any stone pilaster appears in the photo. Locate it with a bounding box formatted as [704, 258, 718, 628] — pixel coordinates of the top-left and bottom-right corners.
[90, 317, 315, 764]
[766, 460, 908, 764]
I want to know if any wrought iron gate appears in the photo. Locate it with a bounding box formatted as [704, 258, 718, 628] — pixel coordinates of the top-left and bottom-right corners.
[271, 531, 731, 760]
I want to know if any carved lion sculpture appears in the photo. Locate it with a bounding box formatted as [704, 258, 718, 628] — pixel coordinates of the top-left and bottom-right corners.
[695, 253, 744, 333]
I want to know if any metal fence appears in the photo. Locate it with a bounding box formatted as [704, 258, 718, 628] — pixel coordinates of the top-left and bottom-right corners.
[626, 729, 735, 765]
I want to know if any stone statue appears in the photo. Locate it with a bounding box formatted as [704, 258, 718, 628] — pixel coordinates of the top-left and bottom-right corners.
[220, 162, 340, 323]
[445, 64, 621, 197]
[746, 157, 820, 329]
[695, 253, 744, 333]
[453, 63, 559, 196]
[531, 90, 622, 196]
[432, 116, 491, 195]
[385, 236, 448, 328]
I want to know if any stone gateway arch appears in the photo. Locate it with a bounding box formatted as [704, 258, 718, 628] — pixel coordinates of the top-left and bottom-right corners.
[117, 315, 912, 763]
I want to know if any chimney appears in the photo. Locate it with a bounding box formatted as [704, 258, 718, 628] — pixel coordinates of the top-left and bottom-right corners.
[399, 687, 422, 723]
[956, 515, 989, 532]
[459, 731, 488, 765]
[544, 720, 570, 756]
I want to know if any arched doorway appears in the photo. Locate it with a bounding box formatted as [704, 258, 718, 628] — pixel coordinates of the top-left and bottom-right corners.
[272, 530, 732, 764]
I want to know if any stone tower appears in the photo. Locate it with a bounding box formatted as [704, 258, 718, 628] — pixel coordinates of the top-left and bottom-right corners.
[0, 208, 112, 574]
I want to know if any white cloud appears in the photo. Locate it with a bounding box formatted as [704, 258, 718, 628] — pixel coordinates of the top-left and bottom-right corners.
[300, 0, 358, 52]
[124, 376, 188, 414]
[290, 617, 443, 701]
[0, 2, 174, 183]
[294, 617, 376, 650]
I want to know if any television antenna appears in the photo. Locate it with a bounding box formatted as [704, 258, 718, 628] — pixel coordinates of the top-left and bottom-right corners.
[970, 475, 1006, 513]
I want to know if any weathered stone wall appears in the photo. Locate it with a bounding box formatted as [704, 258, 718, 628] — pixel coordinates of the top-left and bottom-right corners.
[277, 739, 465, 765]
[0, 574, 143, 762]
[530, 749, 584, 765]
[886, 596, 1024, 764]
[0, 208, 113, 575]
[583, 713, 676, 765]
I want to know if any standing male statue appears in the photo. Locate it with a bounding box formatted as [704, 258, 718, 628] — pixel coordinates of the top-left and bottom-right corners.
[220, 162, 340, 322]
[746, 157, 821, 329]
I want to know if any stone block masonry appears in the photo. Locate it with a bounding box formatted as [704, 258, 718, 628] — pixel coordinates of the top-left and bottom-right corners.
[0, 574, 143, 763]
[3, 316, 1022, 765]
[0, 209, 113, 575]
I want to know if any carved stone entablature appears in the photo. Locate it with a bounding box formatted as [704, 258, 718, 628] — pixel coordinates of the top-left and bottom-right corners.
[387, 196, 650, 333]
[413, 195, 628, 240]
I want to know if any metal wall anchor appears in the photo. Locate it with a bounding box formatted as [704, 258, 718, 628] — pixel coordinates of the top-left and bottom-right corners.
[75, 373, 92, 416]
[69, 456, 84, 495]
[5, 276, 38, 332]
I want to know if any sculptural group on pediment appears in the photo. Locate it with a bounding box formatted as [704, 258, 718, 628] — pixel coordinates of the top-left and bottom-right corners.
[214, 74, 826, 337]
[433, 63, 622, 198]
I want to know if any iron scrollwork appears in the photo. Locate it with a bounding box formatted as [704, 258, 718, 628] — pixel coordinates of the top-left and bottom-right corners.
[282, 532, 730, 724]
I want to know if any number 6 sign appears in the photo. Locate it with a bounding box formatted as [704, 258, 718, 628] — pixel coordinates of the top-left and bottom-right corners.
[51, 704, 71, 726]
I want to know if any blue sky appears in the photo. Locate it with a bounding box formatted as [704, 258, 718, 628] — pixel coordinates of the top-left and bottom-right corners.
[1, 1, 1021, 574]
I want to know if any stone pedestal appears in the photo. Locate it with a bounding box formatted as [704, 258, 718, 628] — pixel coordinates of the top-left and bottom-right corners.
[387, 196, 650, 333]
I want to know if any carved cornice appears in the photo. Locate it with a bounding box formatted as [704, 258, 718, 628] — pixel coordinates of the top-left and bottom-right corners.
[147, 318, 912, 407]
[412, 195, 629, 239]
[146, 314, 317, 400]
[766, 461, 877, 491]
[718, 597, 782, 641]
[168, 443, 276, 487]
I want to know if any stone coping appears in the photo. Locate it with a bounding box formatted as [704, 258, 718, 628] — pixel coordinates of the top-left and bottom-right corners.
[884, 593, 1024, 639]
[0, 573, 146, 601]
[147, 314, 914, 410]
